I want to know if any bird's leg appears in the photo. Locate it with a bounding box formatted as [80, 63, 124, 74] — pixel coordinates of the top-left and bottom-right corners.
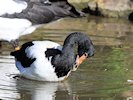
[10, 39, 20, 51]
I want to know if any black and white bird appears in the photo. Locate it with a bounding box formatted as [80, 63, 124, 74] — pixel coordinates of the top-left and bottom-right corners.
[11, 32, 94, 81]
[0, 0, 84, 50]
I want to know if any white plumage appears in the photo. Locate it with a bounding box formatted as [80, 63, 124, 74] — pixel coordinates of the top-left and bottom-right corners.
[15, 41, 65, 81]
[0, 0, 36, 42]
[0, 17, 36, 41]
[0, 0, 27, 15]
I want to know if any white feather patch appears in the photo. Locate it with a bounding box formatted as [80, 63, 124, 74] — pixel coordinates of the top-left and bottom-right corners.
[0, 17, 35, 41]
[0, 0, 27, 15]
[15, 41, 65, 81]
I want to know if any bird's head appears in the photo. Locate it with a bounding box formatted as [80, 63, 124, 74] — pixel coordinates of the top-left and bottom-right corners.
[73, 33, 95, 68]
[77, 35, 95, 58]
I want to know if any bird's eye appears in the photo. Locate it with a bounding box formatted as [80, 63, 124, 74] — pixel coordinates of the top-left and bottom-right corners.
[84, 53, 88, 57]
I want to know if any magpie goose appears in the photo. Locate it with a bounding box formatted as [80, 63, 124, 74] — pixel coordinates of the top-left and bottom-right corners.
[11, 32, 94, 81]
[0, 0, 84, 50]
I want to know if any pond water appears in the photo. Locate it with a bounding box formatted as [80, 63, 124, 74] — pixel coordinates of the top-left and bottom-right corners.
[0, 16, 133, 100]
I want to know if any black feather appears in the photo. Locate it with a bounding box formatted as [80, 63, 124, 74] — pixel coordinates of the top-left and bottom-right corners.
[11, 42, 36, 68]
[45, 48, 61, 60]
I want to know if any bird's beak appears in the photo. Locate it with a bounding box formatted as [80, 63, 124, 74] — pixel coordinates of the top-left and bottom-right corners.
[76, 53, 88, 67]
[15, 46, 20, 51]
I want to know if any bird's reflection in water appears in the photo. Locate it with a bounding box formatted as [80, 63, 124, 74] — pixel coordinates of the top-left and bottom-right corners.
[16, 77, 75, 100]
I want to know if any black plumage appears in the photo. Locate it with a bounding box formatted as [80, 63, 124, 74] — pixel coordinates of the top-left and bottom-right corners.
[11, 42, 36, 68]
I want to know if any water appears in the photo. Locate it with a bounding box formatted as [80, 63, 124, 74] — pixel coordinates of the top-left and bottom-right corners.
[0, 16, 133, 100]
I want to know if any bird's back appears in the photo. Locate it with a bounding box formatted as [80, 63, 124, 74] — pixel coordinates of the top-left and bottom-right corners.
[10, 41, 63, 81]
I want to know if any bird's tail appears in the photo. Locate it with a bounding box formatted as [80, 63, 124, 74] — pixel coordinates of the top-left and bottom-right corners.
[10, 50, 20, 57]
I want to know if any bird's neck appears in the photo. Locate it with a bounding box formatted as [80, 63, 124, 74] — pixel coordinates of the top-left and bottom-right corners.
[51, 41, 76, 78]
[52, 38, 77, 70]
[61, 35, 79, 60]
[62, 43, 75, 59]
[52, 32, 89, 67]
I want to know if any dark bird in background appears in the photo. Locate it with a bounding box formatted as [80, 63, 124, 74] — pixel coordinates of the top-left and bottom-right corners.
[0, 0, 85, 50]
